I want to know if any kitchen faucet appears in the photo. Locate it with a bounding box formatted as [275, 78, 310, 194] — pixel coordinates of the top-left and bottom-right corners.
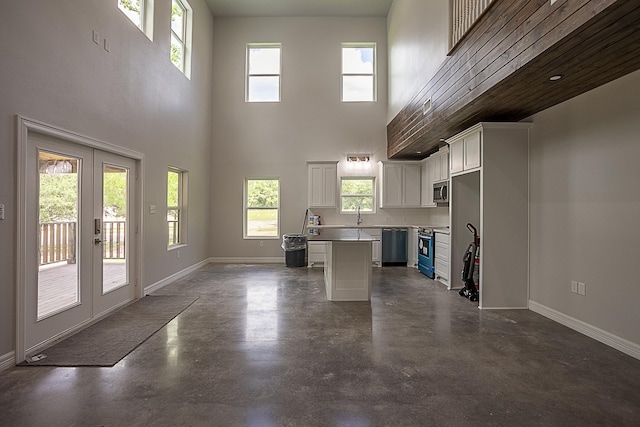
[356, 206, 362, 225]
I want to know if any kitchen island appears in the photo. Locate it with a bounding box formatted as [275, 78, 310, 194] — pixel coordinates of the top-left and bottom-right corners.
[307, 228, 379, 301]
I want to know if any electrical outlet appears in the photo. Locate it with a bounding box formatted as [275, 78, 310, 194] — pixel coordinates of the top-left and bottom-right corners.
[176, 250, 180, 259]
[260, 241, 264, 247]
[578, 282, 586, 296]
[571, 280, 578, 293]
[92, 30, 99, 44]
[0, 203, 4, 220]
[149, 204, 157, 214]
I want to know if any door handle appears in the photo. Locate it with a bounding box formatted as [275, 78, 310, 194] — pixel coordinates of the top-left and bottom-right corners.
[94, 238, 102, 245]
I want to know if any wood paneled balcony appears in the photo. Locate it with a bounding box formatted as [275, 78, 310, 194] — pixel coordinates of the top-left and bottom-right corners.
[387, 0, 640, 159]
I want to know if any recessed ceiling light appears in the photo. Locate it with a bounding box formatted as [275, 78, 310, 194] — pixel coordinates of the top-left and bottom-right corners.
[549, 75, 563, 81]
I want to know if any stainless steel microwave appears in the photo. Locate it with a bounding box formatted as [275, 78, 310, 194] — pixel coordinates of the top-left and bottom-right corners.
[433, 181, 448, 203]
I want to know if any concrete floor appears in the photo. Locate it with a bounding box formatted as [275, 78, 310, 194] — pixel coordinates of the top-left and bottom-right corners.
[2, 264, 640, 426]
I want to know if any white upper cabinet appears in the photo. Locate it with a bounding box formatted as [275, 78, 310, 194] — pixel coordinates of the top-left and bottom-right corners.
[449, 128, 481, 175]
[420, 148, 449, 207]
[308, 162, 338, 207]
[379, 161, 421, 208]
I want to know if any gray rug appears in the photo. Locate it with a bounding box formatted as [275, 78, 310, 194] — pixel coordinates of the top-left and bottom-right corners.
[22, 295, 199, 367]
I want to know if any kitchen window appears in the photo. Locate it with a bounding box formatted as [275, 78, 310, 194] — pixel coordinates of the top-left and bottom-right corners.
[246, 44, 281, 102]
[170, 0, 191, 76]
[244, 178, 279, 238]
[167, 167, 188, 247]
[117, 0, 154, 40]
[341, 177, 375, 213]
[341, 43, 376, 102]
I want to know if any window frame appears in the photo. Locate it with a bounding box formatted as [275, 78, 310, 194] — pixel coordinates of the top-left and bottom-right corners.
[170, 0, 191, 76]
[167, 167, 188, 249]
[244, 178, 280, 240]
[117, 0, 154, 41]
[340, 176, 376, 214]
[246, 43, 282, 103]
[341, 42, 377, 103]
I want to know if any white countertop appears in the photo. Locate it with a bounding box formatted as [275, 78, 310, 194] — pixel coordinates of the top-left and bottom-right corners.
[307, 224, 449, 231]
[307, 228, 379, 242]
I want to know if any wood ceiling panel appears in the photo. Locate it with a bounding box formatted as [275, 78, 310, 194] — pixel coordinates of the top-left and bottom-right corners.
[387, 0, 640, 160]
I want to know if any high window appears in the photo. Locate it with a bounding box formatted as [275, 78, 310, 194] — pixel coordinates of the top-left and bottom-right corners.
[170, 0, 190, 75]
[246, 44, 282, 102]
[244, 179, 279, 238]
[341, 177, 375, 213]
[167, 168, 187, 247]
[341, 43, 376, 102]
[117, 0, 154, 40]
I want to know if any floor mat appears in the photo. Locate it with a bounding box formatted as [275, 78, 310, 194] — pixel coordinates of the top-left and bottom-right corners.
[21, 295, 199, 367]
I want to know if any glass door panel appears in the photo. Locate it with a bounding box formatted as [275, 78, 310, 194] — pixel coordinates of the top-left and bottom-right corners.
[37, 151, 80, 320]
[102, 164, 129, 294]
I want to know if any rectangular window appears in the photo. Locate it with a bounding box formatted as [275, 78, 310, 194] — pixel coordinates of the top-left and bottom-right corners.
[341, 177, 375, 213]
[244, 178, 279, 238]
[167, 168, 187, 247]
[341, 43, 376, 102]
[118, 0, 154, 40]
[246, 44, 281, 102]
[170, 0, 190, 74]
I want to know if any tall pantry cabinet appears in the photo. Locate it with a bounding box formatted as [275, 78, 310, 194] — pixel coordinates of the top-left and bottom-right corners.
[447, 123, 531, 309]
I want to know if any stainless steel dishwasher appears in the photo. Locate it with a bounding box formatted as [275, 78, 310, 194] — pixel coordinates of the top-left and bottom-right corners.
[382, 228, 408, 266]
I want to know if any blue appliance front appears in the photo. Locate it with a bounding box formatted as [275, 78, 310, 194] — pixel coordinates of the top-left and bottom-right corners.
[418, 232, 434, 279]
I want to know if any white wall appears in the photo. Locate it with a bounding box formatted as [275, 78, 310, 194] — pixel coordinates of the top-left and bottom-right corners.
[0, 0, 214, 356]
[387, 0, 449, 122]
[209, 16, 446, 260]
[529, 69, 640, 345]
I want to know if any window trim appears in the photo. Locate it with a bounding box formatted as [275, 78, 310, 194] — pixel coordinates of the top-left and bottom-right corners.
[341, 42, 377, 103]
[117, 0, 154, 41]
[167, 167, 188, 249]
[246, 43, 282, 103]
[243, 177, 280, 240]
[340, 176, 376, 214]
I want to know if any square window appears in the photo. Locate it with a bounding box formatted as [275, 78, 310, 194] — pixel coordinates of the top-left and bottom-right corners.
[245, 179, 280, 238]
[168, 168, 187, 247]
[247, 44, 281, 102]
[342, 43, 376, 102]
[341, 177, 375, 213]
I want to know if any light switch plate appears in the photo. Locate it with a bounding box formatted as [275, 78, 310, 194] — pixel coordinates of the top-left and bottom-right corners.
[0, 203, 4, 220]
[578, 282, 586, 296]
[149, 204, 157, 214]
[571, 280, 578, 293]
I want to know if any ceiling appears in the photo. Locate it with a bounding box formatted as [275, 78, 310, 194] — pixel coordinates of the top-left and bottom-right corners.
[203, 0, 393, 17]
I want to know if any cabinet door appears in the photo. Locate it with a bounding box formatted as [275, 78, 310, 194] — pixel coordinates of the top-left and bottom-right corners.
[420, 158, 434, 207]
[402, 164, 421, 207]
[438, 152, 449, 181]
[450, 140, 464, 174]
[464, 131, 481, 171]
[380, 163, 403, 208]
[308, 163, 337, 207]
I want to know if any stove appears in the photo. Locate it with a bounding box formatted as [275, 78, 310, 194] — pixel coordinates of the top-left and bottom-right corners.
[418, 228, 434, 279]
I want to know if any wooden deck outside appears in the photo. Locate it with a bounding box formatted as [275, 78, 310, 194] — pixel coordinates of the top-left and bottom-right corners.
[38, 261, 127, 318]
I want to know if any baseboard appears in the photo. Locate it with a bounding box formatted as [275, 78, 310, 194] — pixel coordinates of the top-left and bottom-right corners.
[209, 257, 284, 264]
[144, 258, 212, 294]
[481, 306, 529, 310]
[529, 300, 640, 360]
[0, 351, 15, 372]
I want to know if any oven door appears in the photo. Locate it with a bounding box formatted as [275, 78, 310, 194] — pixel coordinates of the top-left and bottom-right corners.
[418, 234, 435, 279]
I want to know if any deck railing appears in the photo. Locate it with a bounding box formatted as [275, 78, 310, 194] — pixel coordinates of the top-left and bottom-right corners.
[39, 220, 126, 265]
[450, 0, 494, 49]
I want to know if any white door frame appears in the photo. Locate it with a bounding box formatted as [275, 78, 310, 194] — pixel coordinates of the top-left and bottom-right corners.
[16, 115, 145, 364]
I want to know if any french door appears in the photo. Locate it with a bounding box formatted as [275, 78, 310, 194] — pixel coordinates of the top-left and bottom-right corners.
[21, 129, 138, 359]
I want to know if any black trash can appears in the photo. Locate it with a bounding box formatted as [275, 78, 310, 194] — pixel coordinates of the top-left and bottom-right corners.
[282, 234, 307, 267]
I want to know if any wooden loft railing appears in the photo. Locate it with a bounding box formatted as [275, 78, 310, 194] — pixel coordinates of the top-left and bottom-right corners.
[450, 0, 494, 50]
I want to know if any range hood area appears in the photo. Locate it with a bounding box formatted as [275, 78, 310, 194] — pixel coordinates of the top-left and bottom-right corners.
[387, 0, 640, 160]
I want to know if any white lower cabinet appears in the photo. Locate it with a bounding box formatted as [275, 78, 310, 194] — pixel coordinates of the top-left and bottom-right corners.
[307, 241, 326, 267]
[363, 228, 382, 267]
[434, 232, 450, 286]
[408, 228, 419, 268]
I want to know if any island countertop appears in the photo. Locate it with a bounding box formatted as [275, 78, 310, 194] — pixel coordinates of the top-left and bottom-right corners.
[307, 228, 379, 242]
